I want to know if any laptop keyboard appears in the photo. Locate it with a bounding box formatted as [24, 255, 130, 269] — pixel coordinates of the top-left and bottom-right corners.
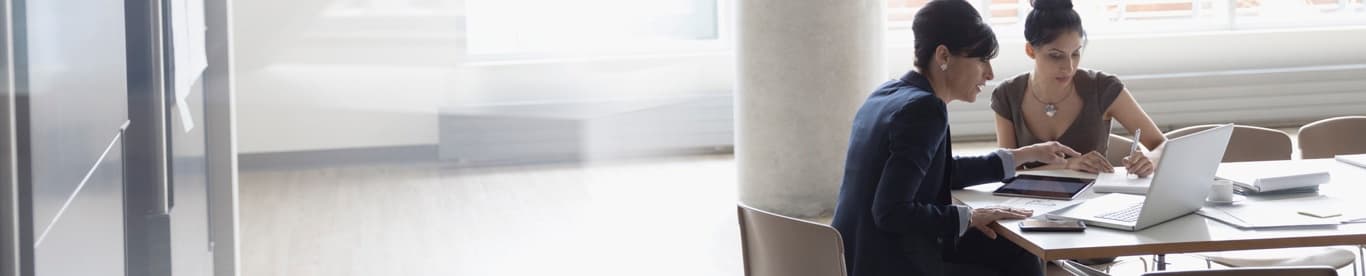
[1096, 203, 1144, 222]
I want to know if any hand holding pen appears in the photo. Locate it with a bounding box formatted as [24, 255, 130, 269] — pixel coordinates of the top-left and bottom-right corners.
[1122, 129, 1156, 177]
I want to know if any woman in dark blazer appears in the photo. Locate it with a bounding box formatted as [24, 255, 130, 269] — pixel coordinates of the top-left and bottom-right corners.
[831, 1, 1080, 275]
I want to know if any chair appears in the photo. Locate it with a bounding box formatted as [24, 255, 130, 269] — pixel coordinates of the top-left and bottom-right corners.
[737, 203, 846, 276]
[1164, 125, 1292, 162]
[1140, 265, 1338, 276]
[1198, 247, 1356, 276]
[1297, 116, 1366, 159]
[1305, 117, 1366, 276]
[1054, 260, 1339, 276]
[1105, 133, 1135, 166]
[1054, 259, 1116, 276]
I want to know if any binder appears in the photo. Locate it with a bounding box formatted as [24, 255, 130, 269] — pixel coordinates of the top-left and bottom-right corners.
[1216, 162, 1330, 193]
[1337, 154, 1366, 169]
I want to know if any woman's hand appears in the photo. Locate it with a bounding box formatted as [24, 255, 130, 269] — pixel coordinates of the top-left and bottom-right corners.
[1009, 141, 1082, 166]
[1064, 151, 1114, 174]
[1123, 149, 1155, 177]
[969, 207, 1032, 239]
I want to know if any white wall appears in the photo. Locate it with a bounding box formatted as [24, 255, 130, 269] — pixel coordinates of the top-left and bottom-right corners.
[230, 1, 1366, 154]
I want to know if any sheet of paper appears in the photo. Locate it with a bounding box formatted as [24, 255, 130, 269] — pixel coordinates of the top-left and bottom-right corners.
[1198, 195, 1347, 228]
[960, 197, 1084, 218]
[170, 0, 206, 132]
[176, 98, 195, 132]
[1199, 206, 1338, 229]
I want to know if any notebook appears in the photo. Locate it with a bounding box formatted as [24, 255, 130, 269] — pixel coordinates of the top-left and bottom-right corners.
[1216, 161, 1330, 193]
[1337, 154, 1366, 169]
[1091, 167, 1151, 194]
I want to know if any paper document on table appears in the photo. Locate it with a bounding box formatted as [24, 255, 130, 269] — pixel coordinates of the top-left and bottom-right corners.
[1197, 195, 1346, 229]
[960, 197, 1084, 218]
[1019, 169, 1097, 179]
[1198, 207, 1338, 229]
[1092, 167, 1151, 194]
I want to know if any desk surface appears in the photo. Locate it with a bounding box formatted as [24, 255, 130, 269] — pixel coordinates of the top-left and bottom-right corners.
[952, 158, 1366, 260]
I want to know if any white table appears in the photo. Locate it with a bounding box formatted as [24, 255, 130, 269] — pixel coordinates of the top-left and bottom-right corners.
[952, 159, 1366, 270]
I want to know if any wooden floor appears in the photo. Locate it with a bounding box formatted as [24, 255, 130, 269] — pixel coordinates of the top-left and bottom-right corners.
[241, 155, 744, 276]
[240, 138, 1359, 276]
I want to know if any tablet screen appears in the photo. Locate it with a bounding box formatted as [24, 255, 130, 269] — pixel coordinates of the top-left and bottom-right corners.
[993, 175, 1094, 200]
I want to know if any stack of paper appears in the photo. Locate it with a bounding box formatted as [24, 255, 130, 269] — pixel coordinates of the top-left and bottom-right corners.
[1217, 162, 1330, 193]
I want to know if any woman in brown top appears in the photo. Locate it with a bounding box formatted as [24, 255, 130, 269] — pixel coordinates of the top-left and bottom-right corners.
[991, 0, 1164, 176]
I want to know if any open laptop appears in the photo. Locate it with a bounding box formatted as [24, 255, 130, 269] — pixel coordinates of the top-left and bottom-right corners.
[1047, 124, 1233, 231]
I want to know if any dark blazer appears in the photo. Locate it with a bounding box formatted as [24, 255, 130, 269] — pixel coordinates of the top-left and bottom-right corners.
[832, 71, 1008, 276]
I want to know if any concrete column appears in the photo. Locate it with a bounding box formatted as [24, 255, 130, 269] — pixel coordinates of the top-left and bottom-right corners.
[737, 0, 885, 218]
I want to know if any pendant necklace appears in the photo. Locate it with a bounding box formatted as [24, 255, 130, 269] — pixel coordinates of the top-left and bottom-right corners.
[1029, 86, 1073, 118]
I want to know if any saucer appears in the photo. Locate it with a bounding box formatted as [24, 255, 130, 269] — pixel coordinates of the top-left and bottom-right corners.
[1205, 195, 1245, 205]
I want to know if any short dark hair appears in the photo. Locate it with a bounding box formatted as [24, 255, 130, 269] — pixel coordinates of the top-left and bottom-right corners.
[912, 0, 999, 74]
[1024, 0, 1086, 46]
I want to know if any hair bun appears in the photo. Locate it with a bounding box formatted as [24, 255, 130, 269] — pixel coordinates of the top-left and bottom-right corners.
[1032, 0, 1073, 11]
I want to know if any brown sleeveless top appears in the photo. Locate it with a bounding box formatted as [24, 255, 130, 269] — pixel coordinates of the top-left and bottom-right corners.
[990, 69, 1126, 154]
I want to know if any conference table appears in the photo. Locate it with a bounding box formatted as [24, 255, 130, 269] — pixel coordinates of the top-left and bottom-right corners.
[952, 158, 1366, 270]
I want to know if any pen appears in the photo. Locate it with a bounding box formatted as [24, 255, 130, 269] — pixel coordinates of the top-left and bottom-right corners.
[1127, 129, 1141, 175]
[1129, 129, 1142, 154]
[1297, 211, 1341, 219]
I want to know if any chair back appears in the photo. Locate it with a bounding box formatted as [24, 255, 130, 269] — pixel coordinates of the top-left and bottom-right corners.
[1105, 133, 1135, 166]
[1053, 260, 1113, 276]
[1166, 125, 1292, 162]
[1298, 116, 1366, 159]
[737, 203, 847, 276]
[1140, 266, 1337, 276]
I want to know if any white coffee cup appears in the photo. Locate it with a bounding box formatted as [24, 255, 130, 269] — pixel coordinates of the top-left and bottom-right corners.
[1209, 179, 1235, 202]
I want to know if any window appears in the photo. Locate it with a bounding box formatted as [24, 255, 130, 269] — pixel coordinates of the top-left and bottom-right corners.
[1234, 0, 1366, 28]
[316, 0, 722, 58]
[464, 0, 720, 57]
[313, 0, 465, 42]
[324, 0, 463, 16]
[887, 0, 1366, 40]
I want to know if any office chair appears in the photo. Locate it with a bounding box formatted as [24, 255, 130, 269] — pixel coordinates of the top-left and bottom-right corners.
[1299, 116, 1366, 276]
[736, 204, 1007, 276]
[1105, 133, 1134, 166]
[737, 203, 847, 276]
[1197, 247, 1356, 276]
[1140, 265, 1338, 276]
[1054, 259, 1117, 276]
[1055, 260, 1340, 276]
[1165, 124, 1292, 162]
[1297, 116, 1366, 159]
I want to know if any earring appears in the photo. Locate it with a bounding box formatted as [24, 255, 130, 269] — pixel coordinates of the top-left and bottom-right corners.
[939, 64, 948, 72]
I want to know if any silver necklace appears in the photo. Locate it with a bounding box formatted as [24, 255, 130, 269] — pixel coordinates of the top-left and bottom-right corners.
[1029, 87, 1073, 117]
